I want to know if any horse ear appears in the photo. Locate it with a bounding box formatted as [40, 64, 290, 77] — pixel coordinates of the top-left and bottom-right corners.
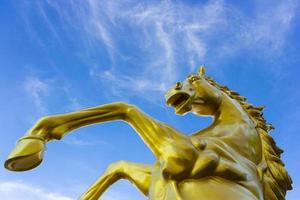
[198, 65, 206, 76]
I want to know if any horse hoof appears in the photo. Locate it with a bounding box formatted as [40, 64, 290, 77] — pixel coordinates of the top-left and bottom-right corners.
[4, 136, 46, 171]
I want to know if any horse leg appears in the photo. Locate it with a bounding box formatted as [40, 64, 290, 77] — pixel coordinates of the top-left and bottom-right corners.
[80, 161, 152, 200]
[28, 102, 197, 158]
[6, 102, 199, 174]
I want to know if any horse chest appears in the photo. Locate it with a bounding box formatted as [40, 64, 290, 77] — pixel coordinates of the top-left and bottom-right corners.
[149, 163, 183, 200]
[149, 164, 259, 200]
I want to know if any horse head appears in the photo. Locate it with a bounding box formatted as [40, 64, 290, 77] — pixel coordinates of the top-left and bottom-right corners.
[165, 66, 222, 117]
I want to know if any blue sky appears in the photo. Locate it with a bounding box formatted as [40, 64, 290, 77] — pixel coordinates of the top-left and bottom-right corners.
[0, 0, 299, 199]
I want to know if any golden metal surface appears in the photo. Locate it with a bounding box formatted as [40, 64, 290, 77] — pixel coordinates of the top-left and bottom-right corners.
[5, 66, 292, 200]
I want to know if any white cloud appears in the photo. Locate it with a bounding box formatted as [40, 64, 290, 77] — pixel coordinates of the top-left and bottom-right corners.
[85, 0, 227, 101]
[35, 1, 61, 44]
[24, 75, 83, 116]
[86, 1, 117, 63]
[0, 180, 145, 200]
[237, 0, 297, 55]
[22, 1, 227, 98]
[0, 181, 73, 200]
[25, 76, 49, 113]
[21, 0, 298, 101]
[125, 0, 226, 74]
[61, 85, 82, 111]
[62, 135, 108, 146]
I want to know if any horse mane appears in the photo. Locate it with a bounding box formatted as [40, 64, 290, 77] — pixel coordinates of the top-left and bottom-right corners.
[204, 76, 292, 200]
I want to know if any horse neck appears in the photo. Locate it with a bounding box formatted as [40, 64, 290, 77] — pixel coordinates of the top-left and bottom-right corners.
[213, 93, 253, 126]
[192, 93, 255, 138]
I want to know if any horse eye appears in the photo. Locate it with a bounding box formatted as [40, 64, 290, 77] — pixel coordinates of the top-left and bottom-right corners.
[175, 82, 182, 90]
[188, 76, 199, 83]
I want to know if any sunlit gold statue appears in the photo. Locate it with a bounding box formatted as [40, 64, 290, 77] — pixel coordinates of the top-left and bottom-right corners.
[5, 66, 292, 200]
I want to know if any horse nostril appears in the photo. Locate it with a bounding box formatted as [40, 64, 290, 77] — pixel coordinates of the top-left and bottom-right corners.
[175, 82, 182, 90]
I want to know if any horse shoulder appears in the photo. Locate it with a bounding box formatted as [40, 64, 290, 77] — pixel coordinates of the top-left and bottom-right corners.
[219, 122, 263, 164]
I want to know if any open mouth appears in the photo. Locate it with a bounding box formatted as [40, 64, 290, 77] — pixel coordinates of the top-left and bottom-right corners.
[166, 92, 191, 114]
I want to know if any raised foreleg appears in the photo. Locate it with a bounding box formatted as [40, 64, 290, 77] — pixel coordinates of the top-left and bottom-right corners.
[80, 161, 152, 200]
[11, 102, 199, 177]
[29, 102, 198, 158]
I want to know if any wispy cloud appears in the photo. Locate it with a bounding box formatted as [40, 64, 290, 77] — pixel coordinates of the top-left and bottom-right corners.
[24, 75, 82, 116]
[61, 85, 82, 111]
[90, 69, 167, 100]
[233, 0, 297, 57]
[0, 181, 72, 200]
[62, 135, 108, 146]
[35, 1, 61, 44]
[20, 0, 298, 102]
[85, 0, 227, 101]
[25, 76, 49, 113]
[0, 180, 145, 200]
[86, 1, 117, 64]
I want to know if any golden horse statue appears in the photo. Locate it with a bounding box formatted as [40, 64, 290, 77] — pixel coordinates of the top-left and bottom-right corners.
[5, 67, 292, 200]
